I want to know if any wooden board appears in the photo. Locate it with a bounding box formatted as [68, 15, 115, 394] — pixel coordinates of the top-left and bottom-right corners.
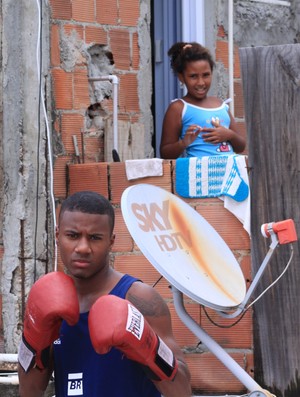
[239, 43, 300, 396]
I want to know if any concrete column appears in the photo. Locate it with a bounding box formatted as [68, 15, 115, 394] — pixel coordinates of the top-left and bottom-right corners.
[1, 0, 52, 353]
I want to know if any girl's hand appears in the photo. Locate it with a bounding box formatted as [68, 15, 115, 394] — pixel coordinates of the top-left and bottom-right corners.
[181, 124, 202, 147]
[201, 125, 233, 144]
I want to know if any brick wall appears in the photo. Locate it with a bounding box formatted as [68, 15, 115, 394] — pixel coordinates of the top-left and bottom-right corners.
[66, 160, 252, 395]
[49, 0, 144, 199]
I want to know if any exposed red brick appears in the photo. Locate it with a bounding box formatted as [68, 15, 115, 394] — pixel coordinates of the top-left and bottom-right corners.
[61, 113, 84, 153]
[85, 26, 107, 45]
[119, 0, 139, 26]
[234, 45, 241, 78]
[234, 80, 245, 119]
[110, 29, 131, 70]
[73, 68, 90, 109]
[185, 352, 253, 394]
[51, 24, 61, 66]
[217, 25, 227, 39]
[95, 0, 118, 25]
[119, 74, 139, 113]
[68, 162, 109, 197]
[132, 32, 139, 70]
[236, 121, 247, 140]
[53, 155, 72, 198]
[216, 40, 229, 69]
[72, 0, 95, 23]
[49, 0, 72, 20]
[52, 69, 73, 110]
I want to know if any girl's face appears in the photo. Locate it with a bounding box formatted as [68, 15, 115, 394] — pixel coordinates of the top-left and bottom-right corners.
[179, 59, 213, 101]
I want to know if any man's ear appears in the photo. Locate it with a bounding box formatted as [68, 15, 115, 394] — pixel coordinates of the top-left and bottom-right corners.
[110, 233, 116, 248]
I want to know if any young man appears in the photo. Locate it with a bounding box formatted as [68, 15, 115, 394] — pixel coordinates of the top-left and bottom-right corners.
[18, 190, 192, 397]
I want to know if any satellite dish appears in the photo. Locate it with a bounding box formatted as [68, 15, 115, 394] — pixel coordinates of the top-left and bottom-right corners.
[121, 184, 246, 311]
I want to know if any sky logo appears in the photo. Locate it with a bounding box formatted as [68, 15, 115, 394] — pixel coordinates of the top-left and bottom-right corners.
[68, 373, 83, 396]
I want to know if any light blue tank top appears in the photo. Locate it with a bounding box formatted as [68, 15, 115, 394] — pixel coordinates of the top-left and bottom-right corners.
[53, 274, 161, 397]
[179, 99, 235, 158]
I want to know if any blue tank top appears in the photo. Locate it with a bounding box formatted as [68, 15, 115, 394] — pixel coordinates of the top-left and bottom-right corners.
[53, 274, 161, 397]
[179, 99, 235, 158]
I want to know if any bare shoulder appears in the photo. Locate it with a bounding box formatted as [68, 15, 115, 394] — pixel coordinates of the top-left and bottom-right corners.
[126, 281, 170, 318]
[166, 98, 184, 113]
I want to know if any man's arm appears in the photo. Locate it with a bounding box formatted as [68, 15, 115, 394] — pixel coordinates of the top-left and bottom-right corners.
[18, 363, 53, 397]
[127, 282, 192, 397]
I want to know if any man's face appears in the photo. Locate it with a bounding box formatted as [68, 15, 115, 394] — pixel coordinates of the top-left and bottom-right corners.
[56, 210, 115, 280]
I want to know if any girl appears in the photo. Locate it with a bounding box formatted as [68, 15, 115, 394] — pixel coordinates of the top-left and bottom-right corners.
[160, 42, 246, 159]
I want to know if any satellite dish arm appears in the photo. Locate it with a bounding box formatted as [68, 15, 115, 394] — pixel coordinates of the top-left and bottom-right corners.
[172, 286, 265, 393]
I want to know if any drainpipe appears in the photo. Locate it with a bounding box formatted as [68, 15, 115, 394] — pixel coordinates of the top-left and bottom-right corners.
[250, 0, 290, 5]
[88, 75, 119, 154]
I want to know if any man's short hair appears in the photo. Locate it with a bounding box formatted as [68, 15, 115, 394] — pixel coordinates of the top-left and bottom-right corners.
[59, 191, 115, 233]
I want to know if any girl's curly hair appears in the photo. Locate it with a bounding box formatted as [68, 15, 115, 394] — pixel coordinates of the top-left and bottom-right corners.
[168, 42, 215, 74]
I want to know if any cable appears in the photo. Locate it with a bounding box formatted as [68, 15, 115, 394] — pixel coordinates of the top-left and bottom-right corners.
[35, 0, 58, 272]
[152, 275, 163, 288]
[246, 244, 294, 310]
[202, 304, 249, 329]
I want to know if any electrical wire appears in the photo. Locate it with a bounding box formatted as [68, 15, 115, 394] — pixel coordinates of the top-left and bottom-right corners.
[246, 244, 294, 310]
[35, 0, 58, 272]
[202, 304, 249, 329]
[152, 275, 163, 288]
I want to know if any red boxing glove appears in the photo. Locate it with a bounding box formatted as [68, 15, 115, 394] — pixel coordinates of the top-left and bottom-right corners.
[89, 295, 178, 381]
[18, 272, 79, 372]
